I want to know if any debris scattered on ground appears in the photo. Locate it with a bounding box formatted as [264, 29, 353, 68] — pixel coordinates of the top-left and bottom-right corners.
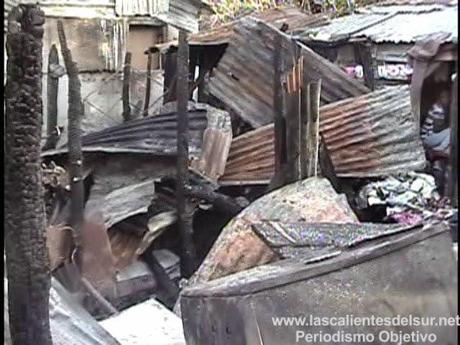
[100, 298, 186, 345]
[356, 172, 456, 225]
[4, 277, 121, 345]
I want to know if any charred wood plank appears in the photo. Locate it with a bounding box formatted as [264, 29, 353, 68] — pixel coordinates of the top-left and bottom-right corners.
[5, 5, 53, 345]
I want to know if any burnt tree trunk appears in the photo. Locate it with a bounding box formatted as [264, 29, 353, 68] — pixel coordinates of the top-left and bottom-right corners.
[122, 52, 132, 122]
[176, 30, 198, 277]
[57, 20, 85, 248]
[4, 5, 53, 345]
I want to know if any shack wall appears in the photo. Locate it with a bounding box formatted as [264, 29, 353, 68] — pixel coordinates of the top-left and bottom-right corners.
[41, 70, 164, 135]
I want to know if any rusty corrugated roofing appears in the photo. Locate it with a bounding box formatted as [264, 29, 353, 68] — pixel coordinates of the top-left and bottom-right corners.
[219, 125, 274, 185]
[208, 17, 370, 128]
[320, 85, 426, 177]
[219, 85, 426, 183]
[188, 6, 329, 45]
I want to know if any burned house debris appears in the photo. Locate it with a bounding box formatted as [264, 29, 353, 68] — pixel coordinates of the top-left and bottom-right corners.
[4, 1, 458, 345]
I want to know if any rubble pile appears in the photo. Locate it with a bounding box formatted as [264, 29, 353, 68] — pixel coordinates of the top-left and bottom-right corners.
[4, 3, 458, 345]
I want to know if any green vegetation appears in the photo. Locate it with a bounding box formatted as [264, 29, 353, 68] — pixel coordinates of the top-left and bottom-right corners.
[205, 0, 384, 26]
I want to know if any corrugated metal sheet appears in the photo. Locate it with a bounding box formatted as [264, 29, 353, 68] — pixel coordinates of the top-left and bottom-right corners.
[220, 125, 274, 184]
[115, 0, 169, 17]
[299, 3, 458, 44]
[208, 17, 370, 128]
[355, 6, 458, 43]
[43, 107, 232, 181]
[156, 0, 200, 32]
[189, 6, 329, 45]
[320, 85, 426, 177]
[42, 111, 208, 157]
[219, 85, 426, 183]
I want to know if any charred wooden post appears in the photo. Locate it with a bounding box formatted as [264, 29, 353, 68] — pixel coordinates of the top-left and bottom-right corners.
[5, 5, 53, 345]
[273, 32, 286, 176]
[354, 42, 375, 90]
[300, 79, 311, 178]
[143, 52, 153, 117]
[57, 20, 85, 247]
[142, 250, 180, 308]
[176, 30, 198, 277]
[47, 44, 59, 137]
[122, 51, 132, 122]
[447, 74, 458, 206]
[285, 43, 302, 184]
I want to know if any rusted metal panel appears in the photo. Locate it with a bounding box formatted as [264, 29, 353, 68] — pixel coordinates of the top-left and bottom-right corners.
[320, 85, 426, 177]
[220, 125, 274, 185]
[220, 85, 425, 183]
[189, 6, 329, 45]
[208, 17, 370, 128]
[188, 177, 358, 286]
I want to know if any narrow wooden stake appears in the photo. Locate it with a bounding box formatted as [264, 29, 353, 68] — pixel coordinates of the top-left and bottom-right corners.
[300, 79, 310, 179]
[176, 30, 198, 277]
[58, 20, 84, 246]
[308, 79, 322, 177]
[122, 51, 132, 121]
[143, 52, 153, 117]
[47, 44, 59, 137]
[447, 74, 457, 206]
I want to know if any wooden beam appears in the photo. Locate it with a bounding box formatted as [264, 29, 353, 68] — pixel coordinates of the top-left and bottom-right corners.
[47, 44, 59, 137]
[176, 30, 198, 277]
